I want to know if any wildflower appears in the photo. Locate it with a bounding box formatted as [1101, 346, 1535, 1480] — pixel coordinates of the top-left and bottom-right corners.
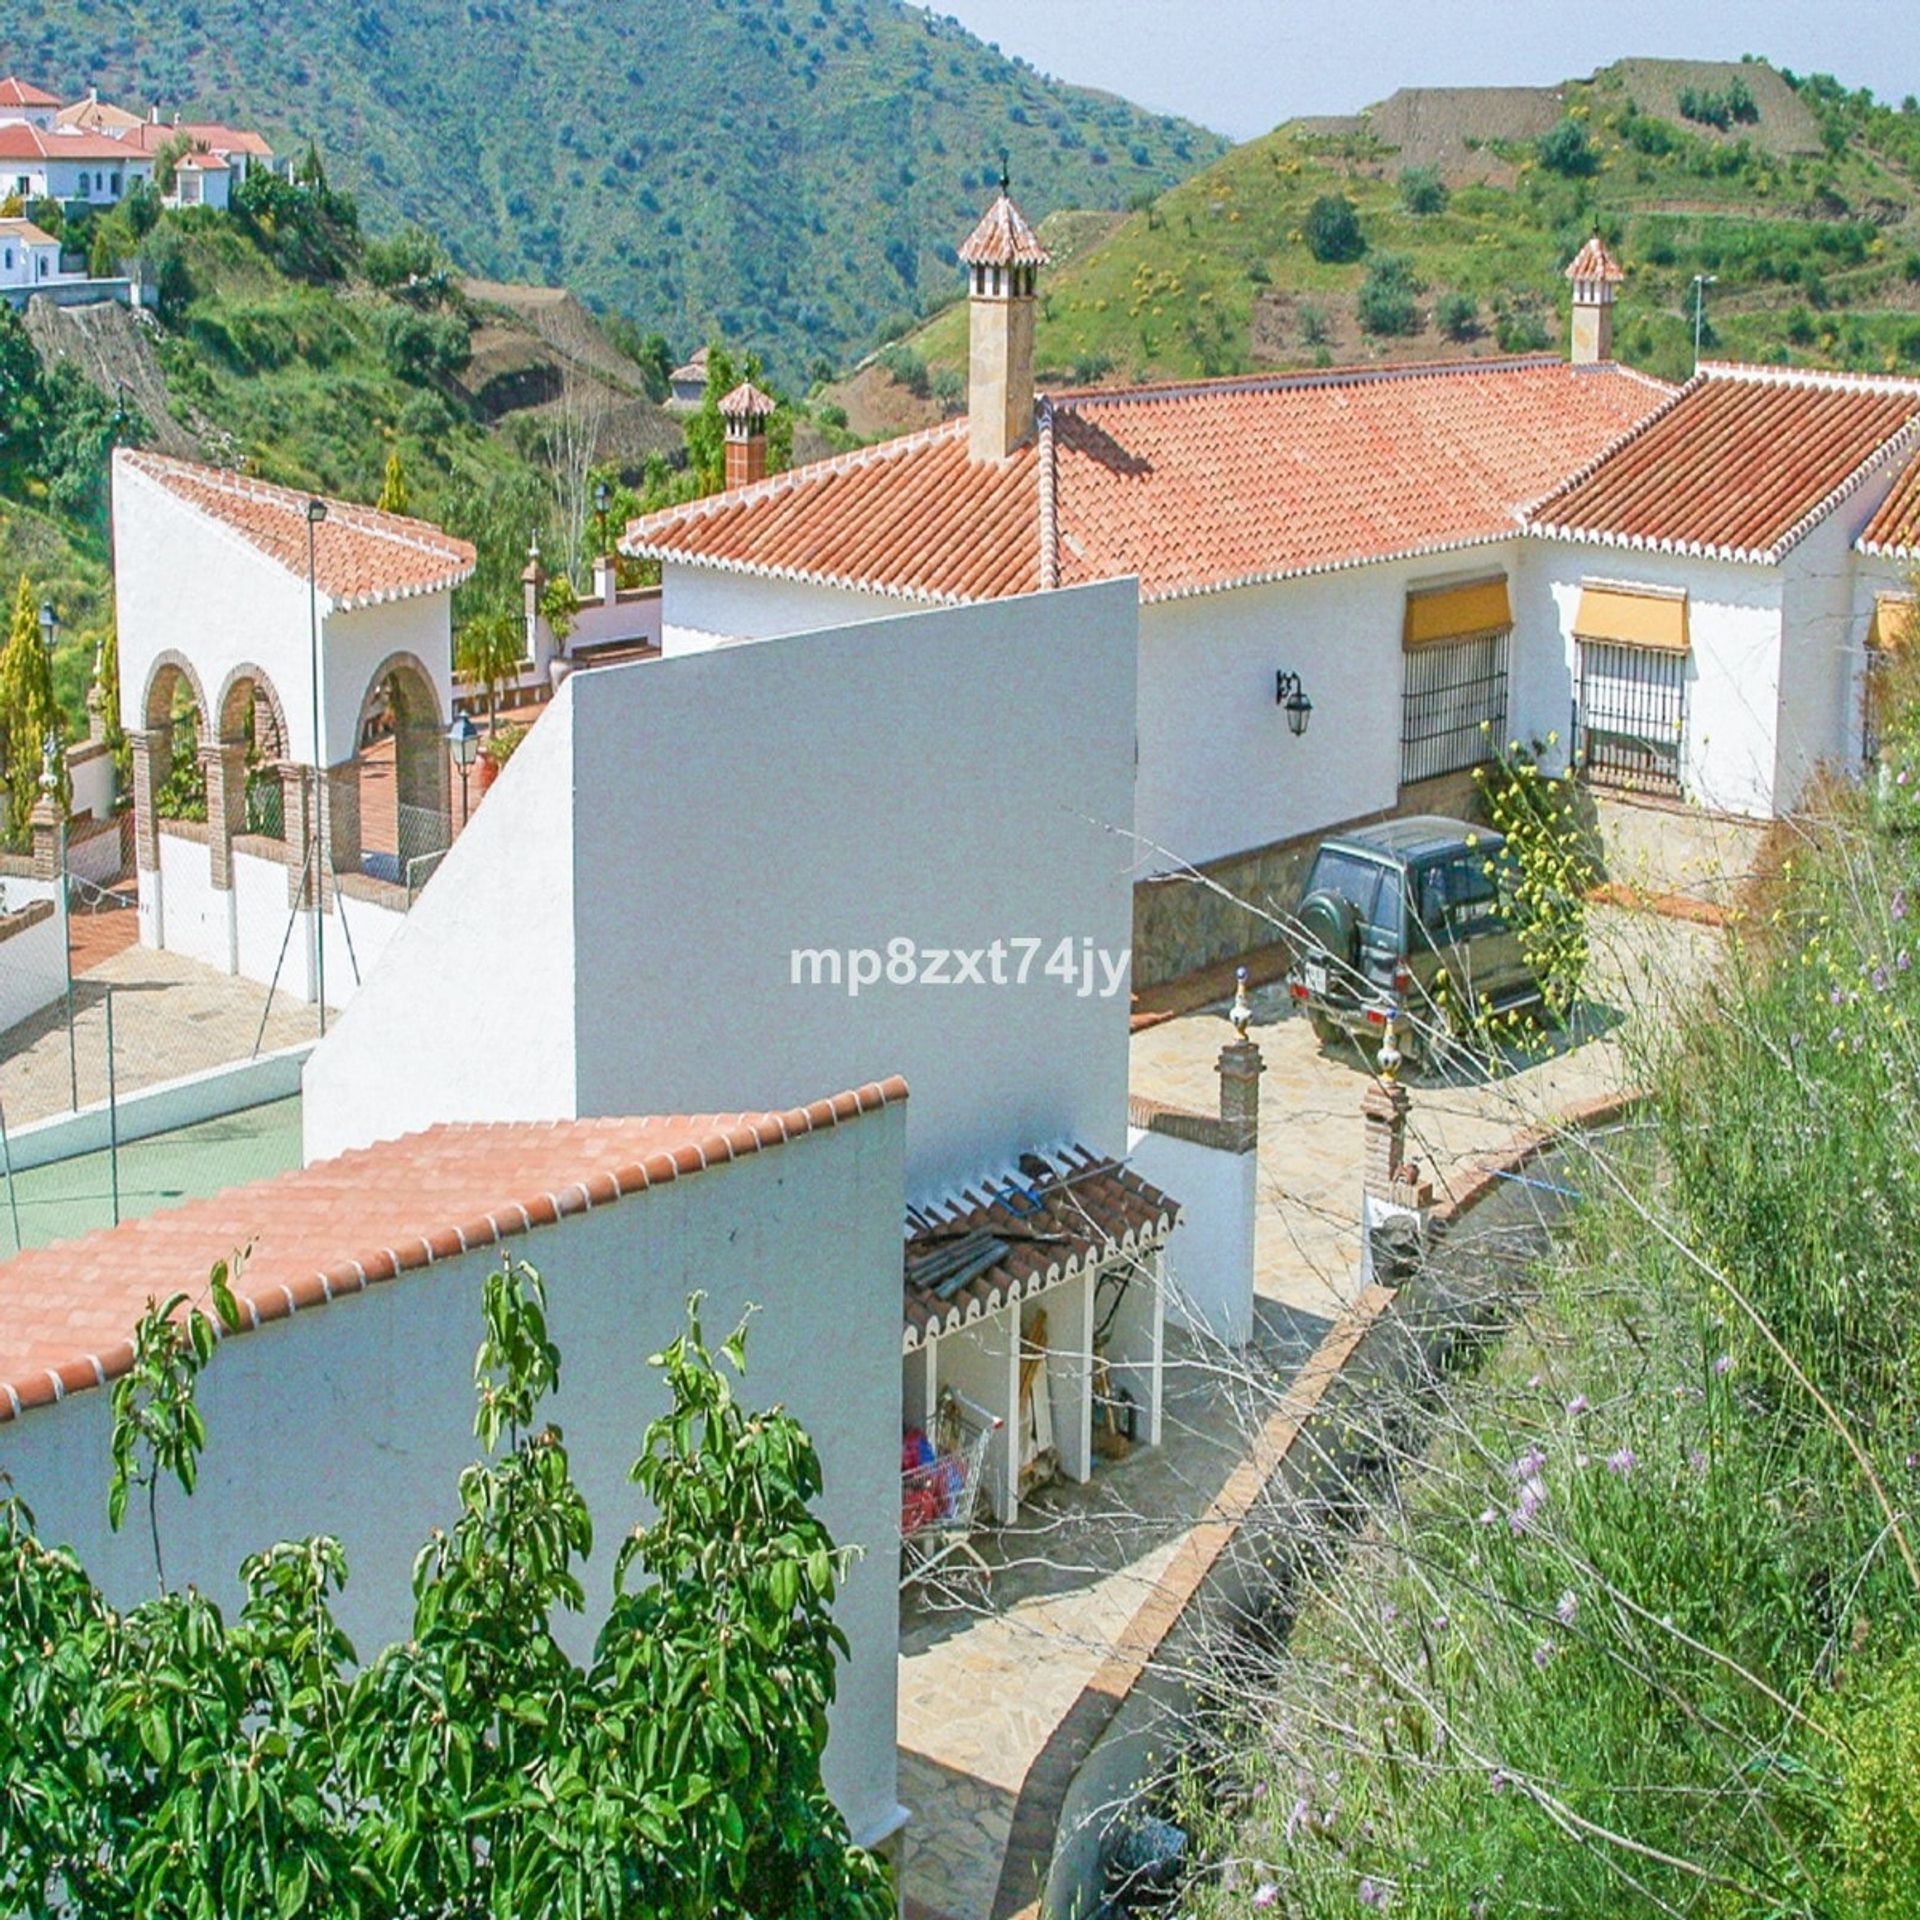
[1874, 965, 1892, 993]
[1433, 1613, 1450, 1633]
[1533, 1638, 1556, 1667]
[1511, 1475, 1546, 1533]
[1606, 1446, 1638, 1476]
[1556, 1590, 1579, 1626]
[1896, 887, 1910, 921]
[1830, 986, 1845, 1006]
[1566, 1393, 1590, 1416]
[1489, 1767, 1510, 1794]
[1901, 950, 1912, 972]
[1689, 1448, 1709, 1473]
[1285, 1796, 1310, 1844]
[1713, 1353, 1733, 1376]
[1509, 1444, 1548, 1482]
[1358, 1877, 1390, 1910]
[1254, 1884, 1280, 1908]
[1477, 1507, 1499, 1527]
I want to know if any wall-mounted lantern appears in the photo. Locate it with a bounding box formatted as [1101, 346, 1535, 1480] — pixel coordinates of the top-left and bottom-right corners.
[1275, 670, 1313, 738]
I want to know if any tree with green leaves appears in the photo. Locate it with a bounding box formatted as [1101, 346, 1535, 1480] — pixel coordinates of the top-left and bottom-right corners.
[0, 575, 65, 844]
[376, 449, 410, 515]
[455, 607, 525, 732]
[1303, 193, 1365, 264]
[0, 1260, 892, 1918]
[685, 342, 793, 495]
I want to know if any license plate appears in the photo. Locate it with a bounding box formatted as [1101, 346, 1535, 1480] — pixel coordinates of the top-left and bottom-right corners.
[1303, 961, 1328, 996]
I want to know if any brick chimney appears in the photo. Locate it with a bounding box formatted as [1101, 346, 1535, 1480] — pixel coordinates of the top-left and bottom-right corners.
[719, 378, 776, 489]
[1565, 232, 1624, 367]
[958, 173, 1050, 463]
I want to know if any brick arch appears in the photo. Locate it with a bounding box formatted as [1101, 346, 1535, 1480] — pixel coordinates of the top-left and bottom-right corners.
[355, 649, 445, 741]
[140, 650, 209, 736]
[353, 649, 450, 884]
[214, 662, 293, 761]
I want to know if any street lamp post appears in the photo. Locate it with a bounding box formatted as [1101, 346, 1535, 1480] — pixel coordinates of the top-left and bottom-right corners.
[448, 711, 479, 830]
[38, 602, 76, 1111]
[1692, 273, 1718, 372]
[305, 496, 329, 1034]
[594, 478, 612, 568]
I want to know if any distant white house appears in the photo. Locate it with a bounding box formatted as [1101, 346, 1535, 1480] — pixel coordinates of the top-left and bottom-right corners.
[0, 216, 64, 289]
[0, 75, 61, 132]
[665, 344, 708, 410]
[0, 122, 154, 207]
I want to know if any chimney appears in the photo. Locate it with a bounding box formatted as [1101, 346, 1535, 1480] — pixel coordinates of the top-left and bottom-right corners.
[958, 172, 1050, 463]
[1565, 231, 1624, 367]
[718, 377, 776, 489]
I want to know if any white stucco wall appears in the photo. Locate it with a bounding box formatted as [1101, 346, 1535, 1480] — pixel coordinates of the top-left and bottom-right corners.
[304, 582, 1139, 1204]
[1517, 542, 1785, 817]
[113, 452, 454, 769]
[0, 1105, 908, 1847]
[302, 690, 578, 1152]
[0, 903, 68, 1037]
[1125, 1126, 1256, 1348]
[658, 561, 896, 656]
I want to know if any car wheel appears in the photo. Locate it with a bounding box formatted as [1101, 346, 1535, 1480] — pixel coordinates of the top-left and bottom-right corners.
[1309, 1012, 1343, 1049]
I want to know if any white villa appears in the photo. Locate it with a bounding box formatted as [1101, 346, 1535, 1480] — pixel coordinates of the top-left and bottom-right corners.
[626, 202, 1920, 978]
[0, 216, 62, 290]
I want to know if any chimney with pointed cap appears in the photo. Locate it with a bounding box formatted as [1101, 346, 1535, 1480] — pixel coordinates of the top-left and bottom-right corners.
[719, 378, 776, 489]
[1566, 232, 1624, 367]
[958, 171, 1050, 463]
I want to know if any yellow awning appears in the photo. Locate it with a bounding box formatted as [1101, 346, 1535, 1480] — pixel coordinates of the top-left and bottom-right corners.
[1574, 583, 1689, 654]
[1403, 575, 1512, 648]
[1871, 593, 1916, 652]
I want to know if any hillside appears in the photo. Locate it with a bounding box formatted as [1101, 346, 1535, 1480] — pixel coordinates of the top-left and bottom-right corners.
[0, 0, 1225, 382]
[867, 57, 1920, 406]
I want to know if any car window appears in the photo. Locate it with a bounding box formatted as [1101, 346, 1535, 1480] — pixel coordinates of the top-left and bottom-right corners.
[1305, 848, 1383, 925]
[1419, 851, 1507, 940]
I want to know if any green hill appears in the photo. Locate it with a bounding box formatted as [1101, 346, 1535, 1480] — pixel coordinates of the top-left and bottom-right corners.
[0, 0, 1224, 383]
[873, 57, 1920, 402]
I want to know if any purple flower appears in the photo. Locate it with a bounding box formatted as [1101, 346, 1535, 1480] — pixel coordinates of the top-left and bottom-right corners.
[1713, 1353, 1733, 1377]
[1433, 1612, 1450, 1634]
[1556, 1589, 1579, 1626]
[1533, 1638, 1557, 1667]
[1285, 1795, 1310, 1844]
[1901, 950, 1912, 972]
[1477, 1506, 1499, 1527]
[1489, 1768, 1509, 1794]
[1896, 887, 1911, 921]
[1607, 1446, 1638, 1476]
[1566, 1393, 1590, 1416]
[1510, 1475, 1546, 1533]
[1357, 1877, 1390, 1911]
[1689, 1448, 1710, 1474]
[1254, 1884, 1279, 1909]
[1830, 987, 1845, 1006]
[1509, 1444, 1548, 1482]
[1874, 965, 1892, 993]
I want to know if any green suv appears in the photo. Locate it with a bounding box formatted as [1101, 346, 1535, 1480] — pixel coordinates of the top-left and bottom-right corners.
[1287, 816, 1541, 1060]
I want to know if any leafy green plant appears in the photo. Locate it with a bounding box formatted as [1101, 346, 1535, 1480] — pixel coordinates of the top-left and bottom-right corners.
[1434, 290, 1480, 340]
[455, 609, 525, 730]
[1356, 254, 1422, 336]
[1304, 193, 1365, 264]
[1399, 166, 1449, 215]
[1537, 118, 1597, 177]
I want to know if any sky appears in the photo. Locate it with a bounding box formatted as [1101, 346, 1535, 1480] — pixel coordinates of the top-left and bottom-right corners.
[931, 0, 1920, 142]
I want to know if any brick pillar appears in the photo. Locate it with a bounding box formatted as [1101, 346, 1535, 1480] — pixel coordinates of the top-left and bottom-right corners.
[280, 762, 316, 909]
[1361, 1079, 1411, 1199]
[202, 740, 247, 889]
[1217, 1039, 1263, 1153]
[130, 727, 166, 873]
[30, 785, 64, 882]
[323, 760, 361, 889]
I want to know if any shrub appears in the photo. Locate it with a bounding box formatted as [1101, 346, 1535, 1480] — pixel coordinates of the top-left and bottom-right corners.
[1434, 290, 1479, 340]
[1356, 253, 1421, 336]
[877, 341, 929, 397]
[1496, 304, 1551, 352]
[372, 301, 472, 383]
[1840, 1650, 1920, 1916]
[1399, 166, 1449, 215]
[1537, 118, 1597, 176]
[1296, 301, 1332, 346]
[1303, 193, 1365, 263]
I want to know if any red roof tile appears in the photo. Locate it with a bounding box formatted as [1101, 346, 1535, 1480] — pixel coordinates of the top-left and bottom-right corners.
[627, 357, 1667, 605]
[0, 1079, 910, 1424]
[1528, 364, 1920, 561]
[123, 119, 273, 159]
[1860, 445, 1920, 557]
[957, 191, 1050, 268]
[0, 77, 62, 109]
[0, 123, 150, 162]
[718, 378, 777, 420]
[1566, 234, 1625, 283]
[117, 449, 477, 610]
[902, 1145, 1177, 1351]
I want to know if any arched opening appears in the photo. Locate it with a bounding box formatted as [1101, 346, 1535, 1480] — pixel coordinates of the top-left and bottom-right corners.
[215, 665, 291, 844]
[139, 656, 209, 827]
[353, 653, 450, 889]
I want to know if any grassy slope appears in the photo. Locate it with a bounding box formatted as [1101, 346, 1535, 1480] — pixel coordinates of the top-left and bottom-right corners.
[899, 58, 1920, 392]
[0, 0, 1224, 383]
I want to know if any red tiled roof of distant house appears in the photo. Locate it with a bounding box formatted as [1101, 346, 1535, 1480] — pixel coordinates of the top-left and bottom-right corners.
[1565, 234, 1625, 283]
[902, 1144, 1177, 1352]
[626, 356, 1670, 605]
[123, 119, 272, 159]
[957, 191, 1050, 268]
[1528, 363, 1920, 562]
[0, 123, 152, 162]
[0, 77, 62, 109]
[0, 1080, 911, 1423]
[116, 449, 478, 610]
[718, 378, 777, 420]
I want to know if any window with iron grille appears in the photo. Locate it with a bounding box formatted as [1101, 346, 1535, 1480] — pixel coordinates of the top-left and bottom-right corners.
[1576, 641, 1686, 795]
[1400, 630, 1510, 785]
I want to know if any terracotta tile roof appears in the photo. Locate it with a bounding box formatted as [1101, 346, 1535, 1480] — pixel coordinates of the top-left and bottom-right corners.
[1527, 363, 1920, 562]
[0, 1078, 910, 1424]
[123, 119, 272, 159]
[627, 357, 1666, 605]
[57, 95, 145, 133]
[1566, 234, 1625, 283]
[718, 378, 777, 420]
[0, 123, 150, 162]
[0, 219, 58, 246]
[902, 1145, 1177, 1352]
[0, 77, 62, 109]
[1860, 445, 1920, 557]
[117, 449, 478, 610]
[957, 192, 1050, 268]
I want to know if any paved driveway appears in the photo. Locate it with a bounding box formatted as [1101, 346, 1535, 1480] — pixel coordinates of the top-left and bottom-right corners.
[1129, 903, 1722, 1321]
